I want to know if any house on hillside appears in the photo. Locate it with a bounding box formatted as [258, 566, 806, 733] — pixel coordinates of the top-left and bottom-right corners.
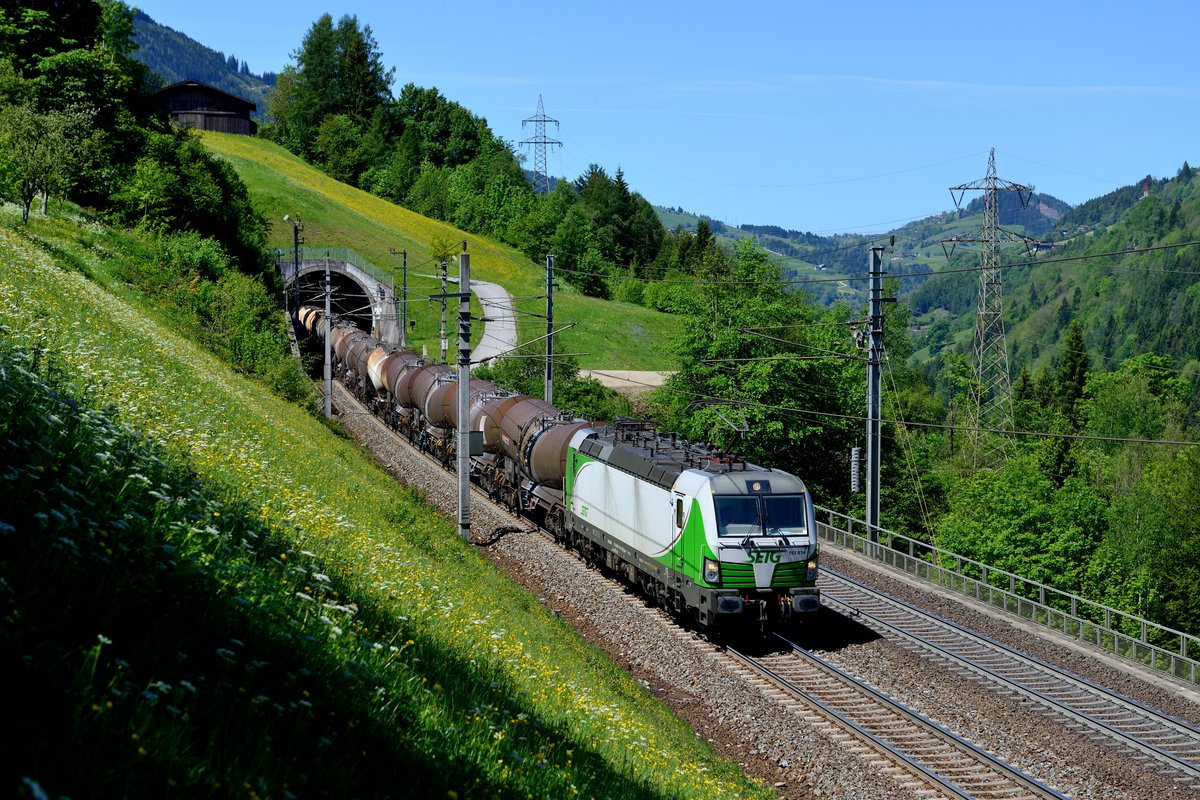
[153, 80, 257, 135]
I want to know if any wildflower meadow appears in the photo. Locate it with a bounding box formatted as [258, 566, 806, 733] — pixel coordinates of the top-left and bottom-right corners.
[201, 132, 681, 371]
[0, 212, 769, 799]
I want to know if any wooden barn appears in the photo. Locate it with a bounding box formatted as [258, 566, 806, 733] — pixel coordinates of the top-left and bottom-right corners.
[154, 80, 257, 135]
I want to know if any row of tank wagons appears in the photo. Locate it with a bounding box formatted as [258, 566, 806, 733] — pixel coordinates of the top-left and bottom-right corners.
[296, 306, 822, 631]
[296, 306, 590, 524]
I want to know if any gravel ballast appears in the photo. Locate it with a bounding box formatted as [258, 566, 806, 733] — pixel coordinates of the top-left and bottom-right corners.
[330, 385, 1200, 799]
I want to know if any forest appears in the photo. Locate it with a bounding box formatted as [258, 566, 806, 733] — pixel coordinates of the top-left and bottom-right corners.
[3, 2, 1200, 646]
[129, 9, 276, 112]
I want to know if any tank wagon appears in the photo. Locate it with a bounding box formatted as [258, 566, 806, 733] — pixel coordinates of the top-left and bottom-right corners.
[297, 306, 820, 630]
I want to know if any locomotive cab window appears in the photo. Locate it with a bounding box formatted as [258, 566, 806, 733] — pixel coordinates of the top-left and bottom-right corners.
[714, 496, 761, 537]
[715, 495, 808, 538]
[761, 495, 808, 537]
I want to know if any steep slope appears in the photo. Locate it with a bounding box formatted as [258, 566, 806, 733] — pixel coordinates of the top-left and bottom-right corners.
[0, 213, 767, 800]
[908, 166, 1200, 380]
[200, 132, 681, 370]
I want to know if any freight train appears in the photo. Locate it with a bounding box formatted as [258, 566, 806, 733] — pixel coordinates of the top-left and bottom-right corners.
[296, 305, 820, 631]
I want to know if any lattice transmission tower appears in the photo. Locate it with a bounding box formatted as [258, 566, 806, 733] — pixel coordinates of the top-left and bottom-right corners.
[520, 95, 562, 195]
[942, 148, 1034, 464]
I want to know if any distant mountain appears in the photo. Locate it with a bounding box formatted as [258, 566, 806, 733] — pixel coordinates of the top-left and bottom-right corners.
[131, 11, 274, 116]
[957, 190, 1072, 239]
[907, 163, 1200, 379]
[655, 189, 1075, 308]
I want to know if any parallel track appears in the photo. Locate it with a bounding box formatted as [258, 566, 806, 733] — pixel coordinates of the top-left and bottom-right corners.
[331, 381, 1199, 796]
[821, 569, 1200, 791]
[728, 640, 1066, 799]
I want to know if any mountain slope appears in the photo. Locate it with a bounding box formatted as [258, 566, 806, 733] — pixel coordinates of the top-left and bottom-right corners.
[200, 132, 681, 370]
[132, 11, 274, 113]
[909, 166, 1200, 382]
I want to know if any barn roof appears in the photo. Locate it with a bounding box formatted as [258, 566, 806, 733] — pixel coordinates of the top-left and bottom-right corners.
[153, 80, 256, 111]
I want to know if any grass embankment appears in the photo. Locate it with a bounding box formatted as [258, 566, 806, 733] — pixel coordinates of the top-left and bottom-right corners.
[200, 132, 680, 371]
[0, 213, 769, 798]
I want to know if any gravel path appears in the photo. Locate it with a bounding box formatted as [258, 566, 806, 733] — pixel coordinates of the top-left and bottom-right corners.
[329, 383, 1200, 799]
[465, 278, 518, 368]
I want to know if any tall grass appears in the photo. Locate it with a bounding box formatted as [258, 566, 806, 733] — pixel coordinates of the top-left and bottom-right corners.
[200, 133, 681, 371]
[0, 211, 768, 798]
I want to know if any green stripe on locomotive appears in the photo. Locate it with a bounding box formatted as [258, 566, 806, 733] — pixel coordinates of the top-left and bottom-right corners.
[650, 496, 717, 587]
[717, 559, 813, 589]
[564, 430, 820, 624]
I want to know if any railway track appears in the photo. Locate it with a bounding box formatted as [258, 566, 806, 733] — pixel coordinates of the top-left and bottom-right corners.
[727, 640, 1066, 799]
[329, 380, 1198, 797]
[820, 568, 1200, 792]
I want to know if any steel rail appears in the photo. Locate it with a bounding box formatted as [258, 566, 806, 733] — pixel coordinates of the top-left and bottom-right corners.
[821, 568, 1200, 787]
[327, 378, 1187, 794]
[730, 639, 1066, 799]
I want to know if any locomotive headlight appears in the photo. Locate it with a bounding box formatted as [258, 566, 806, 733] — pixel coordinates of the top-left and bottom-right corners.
[806, 558, 819, 581]
[703, 558, 720, 584]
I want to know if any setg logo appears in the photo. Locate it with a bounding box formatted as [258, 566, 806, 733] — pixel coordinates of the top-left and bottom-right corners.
[748, 550, 781, 564]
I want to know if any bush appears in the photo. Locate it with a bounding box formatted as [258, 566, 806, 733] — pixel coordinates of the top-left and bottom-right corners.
[613, 278, 645, 306]
[642, 275, 703, 315]
[108, 130, 268, 278]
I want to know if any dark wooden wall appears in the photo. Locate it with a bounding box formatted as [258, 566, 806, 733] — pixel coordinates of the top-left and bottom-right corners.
[155, 82, 256, 135]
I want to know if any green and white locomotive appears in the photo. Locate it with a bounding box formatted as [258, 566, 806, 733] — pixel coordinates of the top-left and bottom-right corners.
[296, 306, 821, 634]
[564, 420, 820, 631]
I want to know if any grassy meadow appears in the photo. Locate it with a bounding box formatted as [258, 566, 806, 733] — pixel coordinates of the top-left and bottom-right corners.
[0, 207, 769, 798]
[200, 133, 681, 371]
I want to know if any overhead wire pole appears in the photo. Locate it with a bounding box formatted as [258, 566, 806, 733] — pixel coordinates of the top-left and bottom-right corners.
[520, 95, 562, 195]
[439, 258, 448, 364]
[865, 246, 885, 546]
[401, 249, 408, 347]
[545, 254, 554, 404]
[390, 248, 408, 347]
[456, 246, 471, 543]
[284, 214, 303, 316]
[944, 148, 1034, 465]
[323, 250, 332, 419]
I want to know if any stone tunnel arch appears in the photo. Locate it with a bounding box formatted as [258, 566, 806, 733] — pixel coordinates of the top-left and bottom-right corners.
[286, 258, 399, 345]
[295, 268, 372, 332]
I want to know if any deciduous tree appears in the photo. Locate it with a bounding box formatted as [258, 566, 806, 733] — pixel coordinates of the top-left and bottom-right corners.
[0, 101, 91, 223]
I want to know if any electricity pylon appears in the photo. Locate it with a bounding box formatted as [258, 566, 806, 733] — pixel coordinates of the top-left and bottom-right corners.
[521, 95, 562, 195]
[943, 149, 1034, 465]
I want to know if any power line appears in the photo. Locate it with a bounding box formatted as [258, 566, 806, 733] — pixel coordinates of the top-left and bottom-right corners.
[738, 320, 859, 331]
[647, 374, 1200, 448]
[551, 238, 1200, 287]
[883, 348, 935, 533]
[553, 351, 1200, 447]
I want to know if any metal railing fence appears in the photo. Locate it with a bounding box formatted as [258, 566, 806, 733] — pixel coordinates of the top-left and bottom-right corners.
[815, 506, 1200, 686]
[295, 246, 393, 288]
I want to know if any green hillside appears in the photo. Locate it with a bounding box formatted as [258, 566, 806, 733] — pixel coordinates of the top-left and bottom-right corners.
[201, 132, 681, 371]
[907, 165, 1200, 381]
[0, 205, 767, 800]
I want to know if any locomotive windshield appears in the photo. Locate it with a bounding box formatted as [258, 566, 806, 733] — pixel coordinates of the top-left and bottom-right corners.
[714, 494, 808, 538]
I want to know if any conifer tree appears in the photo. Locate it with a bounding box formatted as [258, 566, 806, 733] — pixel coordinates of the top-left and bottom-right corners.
[1055, 321, 1089, 428]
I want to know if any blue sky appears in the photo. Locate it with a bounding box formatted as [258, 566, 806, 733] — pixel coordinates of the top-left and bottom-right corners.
[132, 1, 1198, 235]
